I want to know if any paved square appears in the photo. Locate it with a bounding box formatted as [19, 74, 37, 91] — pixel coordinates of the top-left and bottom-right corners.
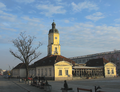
[0, 76, 120, 92]
[48, 77, 120, 92]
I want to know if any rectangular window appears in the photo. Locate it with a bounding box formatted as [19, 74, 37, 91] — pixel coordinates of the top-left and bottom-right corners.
[65, 70, 68, 75]
[107, 69, 110, 74]
[117, 57, 119, 61]
[111, 69, 114, 74]
[31, 70, 33, 74]
[32, 70, 34, 75]
[38, 69, 40, 76]
[45, 68, 47, 76]
[41, 69, 43, 76]
[55, 47, 58, 54]
[59, 70, 62, 76]
[55, 47, 57, 52]
[49, 68, 51, 76]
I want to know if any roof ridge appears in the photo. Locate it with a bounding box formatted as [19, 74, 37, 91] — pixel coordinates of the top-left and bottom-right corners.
[34, 55, 49, 63]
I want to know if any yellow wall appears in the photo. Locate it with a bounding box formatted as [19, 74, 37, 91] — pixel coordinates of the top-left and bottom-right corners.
[104, 62, 116, 77]
[54, 61, 73, 81]
[48, 33, 60, 55]
[53, 33, 60, 44]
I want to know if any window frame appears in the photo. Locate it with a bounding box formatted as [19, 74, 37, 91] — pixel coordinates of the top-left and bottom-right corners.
[59, 70, 62, 76]
[107, 69, 110, 74]
[41, 69, 43, 76]
[45, 68, 47, 76]
[65, 70, 68, 75]
[38, 69, 40, 76]
[111, 69, 114, 74]
[49, 68, 52, 76]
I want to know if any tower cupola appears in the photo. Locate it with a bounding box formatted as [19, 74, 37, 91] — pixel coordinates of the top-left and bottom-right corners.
[49, 22, 59, 34]
[48, 22, 61, 55]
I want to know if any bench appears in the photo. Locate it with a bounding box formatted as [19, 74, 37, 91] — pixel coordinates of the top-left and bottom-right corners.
[77, 87, 92, 92]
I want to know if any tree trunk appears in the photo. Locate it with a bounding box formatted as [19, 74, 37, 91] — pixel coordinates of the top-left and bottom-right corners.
[25, 64, 29, 81]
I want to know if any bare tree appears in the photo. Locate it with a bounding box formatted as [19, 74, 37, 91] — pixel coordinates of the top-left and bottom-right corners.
[10, 32, 42, 80]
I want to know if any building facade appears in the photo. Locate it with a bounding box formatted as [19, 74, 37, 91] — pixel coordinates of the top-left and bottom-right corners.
[104, 62, 116, 77]
[69, 50, 120, 74]
[73, 58, 117, 78]
[12, 63, 26, 78]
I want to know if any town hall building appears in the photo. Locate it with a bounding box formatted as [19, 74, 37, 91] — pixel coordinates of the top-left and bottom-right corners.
[28, 22, 75, 80]
[12, 22, 117, 80]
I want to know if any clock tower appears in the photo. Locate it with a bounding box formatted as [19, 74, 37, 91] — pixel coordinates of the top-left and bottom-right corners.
[48, 22, 61, 55]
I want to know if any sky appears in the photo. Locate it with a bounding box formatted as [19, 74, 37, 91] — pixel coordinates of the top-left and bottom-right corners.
[0, 0, 120, 70]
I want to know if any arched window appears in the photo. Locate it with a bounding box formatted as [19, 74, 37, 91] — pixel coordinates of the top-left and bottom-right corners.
[55, 47, 57, 52]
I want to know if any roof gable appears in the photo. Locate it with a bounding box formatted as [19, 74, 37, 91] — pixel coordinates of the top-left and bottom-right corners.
[104, 62, 116, 67]
[54, 61, 73, 66]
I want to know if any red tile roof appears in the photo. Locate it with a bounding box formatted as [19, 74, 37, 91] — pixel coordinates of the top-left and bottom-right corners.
[86, 58, 109, 66]
[34, 55, 75, 67]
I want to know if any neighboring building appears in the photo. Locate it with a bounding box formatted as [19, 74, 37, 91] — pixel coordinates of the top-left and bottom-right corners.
[104, 62, 116, 77]
[69, 50, 120, 74]
[12, 63, 26, 78]
[73, 58, 117, 78]
[1, 70, 6, 75]
[0, 69, 3, 75]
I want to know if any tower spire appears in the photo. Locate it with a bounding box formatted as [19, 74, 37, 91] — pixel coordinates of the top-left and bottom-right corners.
[52, 21, 56, 29]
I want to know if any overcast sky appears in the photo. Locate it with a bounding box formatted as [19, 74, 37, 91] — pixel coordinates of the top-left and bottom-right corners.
[0, 0, 120, 70]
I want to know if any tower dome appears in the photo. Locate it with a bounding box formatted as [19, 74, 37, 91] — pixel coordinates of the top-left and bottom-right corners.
[49, 22, 59, 34]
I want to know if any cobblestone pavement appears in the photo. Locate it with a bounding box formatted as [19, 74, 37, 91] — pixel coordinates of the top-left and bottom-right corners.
[0, 76, 120, 92]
